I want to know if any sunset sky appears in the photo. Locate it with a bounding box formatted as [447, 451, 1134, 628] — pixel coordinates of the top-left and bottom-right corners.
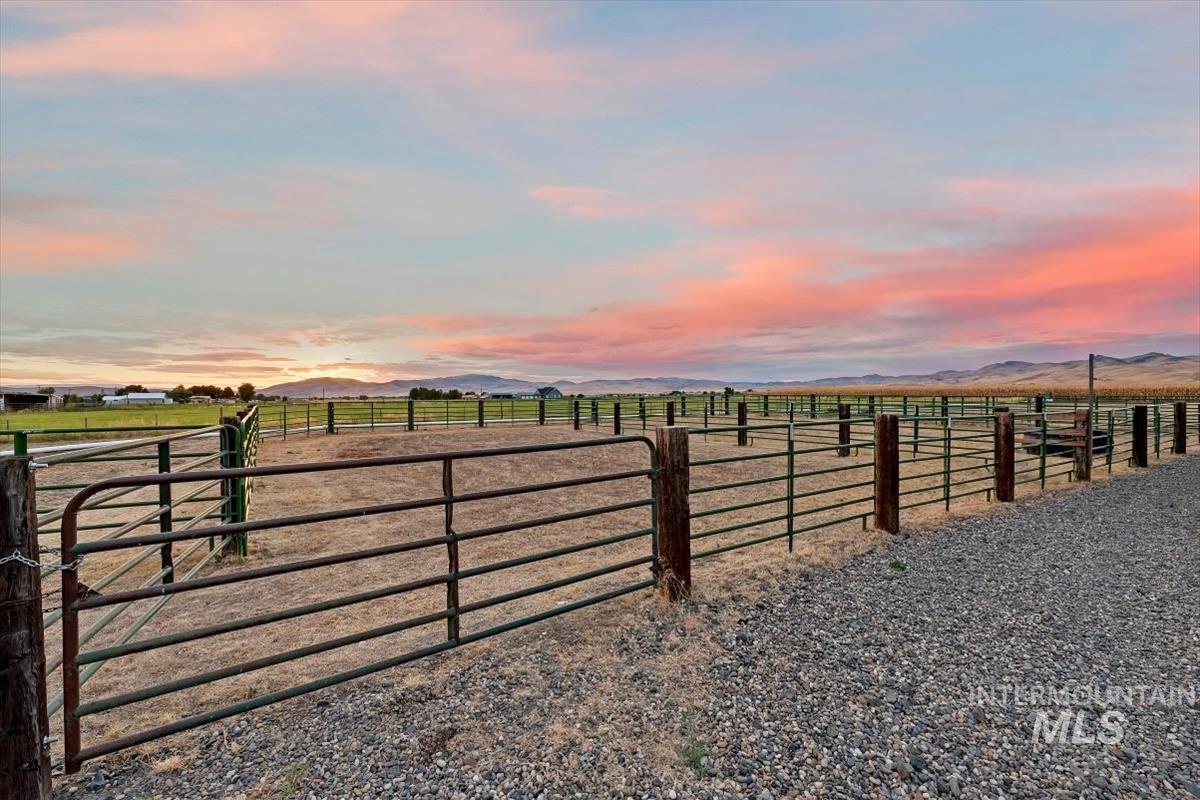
[1, 1, 1198, 388]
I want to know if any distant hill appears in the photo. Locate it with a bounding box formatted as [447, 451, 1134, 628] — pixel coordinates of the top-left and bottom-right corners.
[262, 353, 1200, 398]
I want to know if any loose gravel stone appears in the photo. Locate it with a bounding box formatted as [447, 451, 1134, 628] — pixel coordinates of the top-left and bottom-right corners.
[55, 456, 1199, 799]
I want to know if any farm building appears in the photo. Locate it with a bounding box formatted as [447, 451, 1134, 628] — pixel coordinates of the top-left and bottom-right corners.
[0, 391, 62, 412]
[508, 387, 564, 400]
[187, 395, 216, 404]
[101, 392, 173, 405]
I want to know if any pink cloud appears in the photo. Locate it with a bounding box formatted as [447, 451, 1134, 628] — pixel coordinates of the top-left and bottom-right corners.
[413, 185, 1200, 372]
[0, 223, 144, 274]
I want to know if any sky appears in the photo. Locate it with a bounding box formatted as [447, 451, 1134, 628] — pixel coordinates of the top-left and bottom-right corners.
[1, 0, 1198, 388]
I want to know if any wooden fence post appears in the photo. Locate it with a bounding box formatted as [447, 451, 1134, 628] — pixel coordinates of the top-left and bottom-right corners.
[837, 403, 851, 456]
[1035, 395, 1045, 413]
[406, 399, 415, 431]
[1133, 405, 1148, 467]
[1173, 402, 1186, 454]
[940, 395, 949, 418]
[573, 400, 581, 430]
[868, 395, 876, 416]
[477, 399, 485, 428]
[809, 393, 817, 418]
[995, 411, 1015, 502]
[325, 401, 335, 434]
[666, 401, 675, 427]
[538, 399, 546, 426]
[873, 415, 899, 533]
[680, 395, 687, 417]
[723, 393, 730, 416]
[655, 427, 691, 601]
[1074, 409, 1091, 481]
[709, 393, 715, 416]
[737, 401, 748, 446]
[762, 395, 769, 416]
[613, 402, 621, 435]
[1, 457, 51, 800]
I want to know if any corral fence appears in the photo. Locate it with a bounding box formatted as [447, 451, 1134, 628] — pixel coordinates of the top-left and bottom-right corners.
[1, 400, 1196, 796]
[252, 392, 1195, 440]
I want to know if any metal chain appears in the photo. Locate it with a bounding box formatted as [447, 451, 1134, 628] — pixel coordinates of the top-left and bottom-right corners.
[0, 549, 83, 571]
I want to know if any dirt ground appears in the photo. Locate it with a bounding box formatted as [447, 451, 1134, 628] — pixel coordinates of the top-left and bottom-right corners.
[39, 417, 1132, 767]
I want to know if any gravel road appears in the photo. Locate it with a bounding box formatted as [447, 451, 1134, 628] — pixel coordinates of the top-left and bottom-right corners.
[58, 456, 1199, 799]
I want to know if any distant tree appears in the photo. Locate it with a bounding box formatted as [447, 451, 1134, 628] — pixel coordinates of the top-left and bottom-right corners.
[220, 386, 235, 400]
[409, 386, 462, 400]
[167, 385, 190, 403]
[255, 393, 266, 400]
[237, 382, 256, 403]
[186, 384, 222, 398]
[358, 394, 369, 401]
[61, 393, 81, 405]
[116, 384, 147, 396]
[36, 386, 55, 395]
[723, 386, 735, 395]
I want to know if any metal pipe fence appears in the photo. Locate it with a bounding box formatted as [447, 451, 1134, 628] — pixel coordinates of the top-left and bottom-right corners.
[54, 435, 659, 773]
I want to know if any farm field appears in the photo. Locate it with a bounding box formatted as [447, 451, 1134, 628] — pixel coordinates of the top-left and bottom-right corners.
[1, 404, 232, 433]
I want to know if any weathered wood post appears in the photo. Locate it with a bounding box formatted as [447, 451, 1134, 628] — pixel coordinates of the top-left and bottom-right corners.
[573, 400, 581, 431]
[655, 427, 691, 601]
[868, 395, 876, 416]
[1173, 401, 1187, 454]
[723, 392, 730, 416]
[940, 395, 949, 418]
[737, 401, 748, 446]
[809, 393, 817, 418]
[613, 402, 621, 435]
[709, 393, 715, 416]
[538, 399, 546, 426]
[406, 399, 415, 431]
[1132, 405, 1148, 467]
[666, 401, 675, 427]
[1, 457, 52, 800]
[762, 395, 769, 416]
[680, 395, 687, 417]
[995, 411, 1015, 502]
[1035, 395, 1045, 414]
[1073, 409, 1091, 481]
[873, 415, 899, 533]
[837, 403, 851, 457]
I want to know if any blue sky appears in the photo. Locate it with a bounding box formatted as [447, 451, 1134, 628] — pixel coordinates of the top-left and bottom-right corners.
[1, 1, 1197, 386]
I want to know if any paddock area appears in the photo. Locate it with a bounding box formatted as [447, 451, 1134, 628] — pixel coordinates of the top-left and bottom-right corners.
[37, 409, 1128, 769]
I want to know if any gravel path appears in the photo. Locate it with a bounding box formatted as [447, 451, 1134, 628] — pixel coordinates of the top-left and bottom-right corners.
[59, 456, 1199, 799]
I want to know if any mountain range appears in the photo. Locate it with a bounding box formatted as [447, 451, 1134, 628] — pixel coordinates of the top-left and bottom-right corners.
[259, 353, 1200, 398]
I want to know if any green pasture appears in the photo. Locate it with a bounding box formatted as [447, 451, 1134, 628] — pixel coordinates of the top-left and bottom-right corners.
[0, 403, 233, 434]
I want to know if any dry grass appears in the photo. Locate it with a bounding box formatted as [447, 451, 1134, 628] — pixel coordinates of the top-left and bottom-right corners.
[761, 383, 1200, 399]
[40, 417, 1174, 769]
